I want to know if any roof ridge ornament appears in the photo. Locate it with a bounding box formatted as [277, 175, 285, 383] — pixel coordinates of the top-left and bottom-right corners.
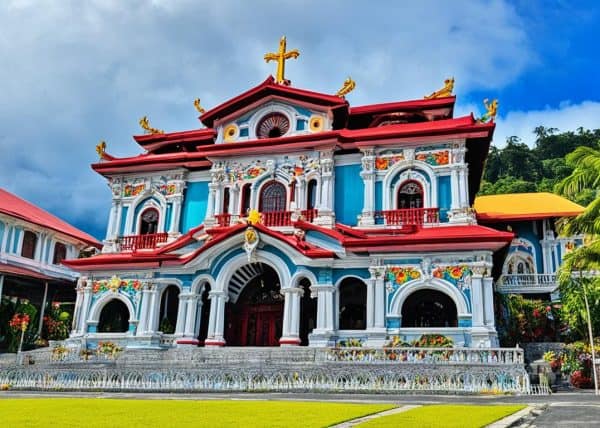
[264, 36, 300, 85]
[477, 98, 498, 123]
[95, 140, 114, 161]
[336, 77, 356, 97]
[424, 77, 455, 99]
[139, 116, 164, 134]
[193, 98, 206, 114]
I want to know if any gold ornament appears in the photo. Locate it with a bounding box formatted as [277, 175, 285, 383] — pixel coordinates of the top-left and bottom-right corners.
[223, 124, 238, 142]
[247, 209, 262, 225]
[95, 140, 107, 159]
[336, 77, 356, 97]
[424, 77, 455, 99]
[309, 115, 323, 132]
[108, 275, 121, 292]
[477, 98, 498, 123]
[193, 98, 206, 114]
[264, 36, 300, 84]
[139, 116, 164, 134]
[245, 227, 257, 245]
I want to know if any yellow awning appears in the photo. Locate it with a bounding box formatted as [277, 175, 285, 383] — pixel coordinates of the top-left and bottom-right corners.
[474, 192, 584, 221]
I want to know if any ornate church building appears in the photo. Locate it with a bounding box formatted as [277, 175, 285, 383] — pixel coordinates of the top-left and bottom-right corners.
[63, 38, 519, 350]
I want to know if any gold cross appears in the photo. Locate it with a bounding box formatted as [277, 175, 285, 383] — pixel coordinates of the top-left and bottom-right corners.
[264, 36, 300, 84]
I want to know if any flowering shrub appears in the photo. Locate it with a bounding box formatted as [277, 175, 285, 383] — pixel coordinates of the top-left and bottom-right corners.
[51, 344, 69, 360]
[9, 313, 30, 332]
[337, 338, 362, 348]
[385, 336, 410, 348]
[96, 341, 122, 358]
[544, 340, 599, 389]
[43, 302, 71, 340]
[412, 334, 453, 348]
[495, 294, 562, 345]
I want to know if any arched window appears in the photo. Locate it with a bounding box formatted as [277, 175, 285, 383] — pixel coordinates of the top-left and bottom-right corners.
[158, 285, 180, 334]
[53, 243, 67, 264]
[240, 183, 252, 216]
[259, 181, 287, 212]
[139, 208, 159, 235]
[98, 300, 130, 333]
[307, 179, 318, 210]
[397, 180, 423, 209]
[21, 231, 37, 259]
[401, 289, 457, 328]
[299, 278, 316, 346]
[256, 113, 290, 139]
[338, 278, 367, 330]
[222, 187, 230, 214]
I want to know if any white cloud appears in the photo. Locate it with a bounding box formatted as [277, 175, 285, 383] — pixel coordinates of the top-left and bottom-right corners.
[493, 101, 600, 147]
[0, 0, 534, 237]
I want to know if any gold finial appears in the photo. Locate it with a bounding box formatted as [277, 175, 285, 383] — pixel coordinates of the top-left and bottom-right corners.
[193, 98, 206, 114]
[95, 140, 106, 159]
[424, 77, 455, 99]
[139, 116, 164, 134]
[477, 98, 498, 123]
[336, 77, 356, 97]
[264, 36, 300, 85]
[247, 209, 262, 225]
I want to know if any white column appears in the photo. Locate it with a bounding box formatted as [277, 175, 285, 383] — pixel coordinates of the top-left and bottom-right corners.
[146, 288, 159, 334]
[37, 282, 48, 336]
[137, 286, 152, 335]
[280, 288, 302, 345]
[470, 274, 484, 327]
[174, 294, 187, 336]
[78, 283, 93, 334]
[168, 196, 183, 235]
[71, 278, 85, 336]
[214, 184, 223, 216]
[183, 295, 200, 337]
[374, 275, 386, 329]
[483, 276, 495, 327]
[296, 178, 306, 210]
[114, 201, 123, 237]
[458, 167, 468, 208]
[106, 201, 119, 240]
[205, 183, 217, 221]
[205, 291, 227, 346]
[450, 166, 460, 210]
[365, 279, 375, 329]
[313, 285, 335, 333]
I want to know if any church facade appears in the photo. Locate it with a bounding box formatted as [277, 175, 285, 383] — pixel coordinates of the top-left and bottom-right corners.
[63, 40, 522, 350]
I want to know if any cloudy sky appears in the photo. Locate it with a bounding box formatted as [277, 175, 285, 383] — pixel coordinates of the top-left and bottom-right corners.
[1, 0, 599, 240]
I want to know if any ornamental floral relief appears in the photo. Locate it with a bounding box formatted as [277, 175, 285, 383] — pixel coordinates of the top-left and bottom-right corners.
[432, 265, 472, 287]
[123, 183, 145, 197]
[221, 160, 267, 182]
[279, 154, 320, 178]
[374, 150, 405, 171]
[415, 150, 449, 166]
[385, 266, 421, 292]
[91, 276, 142, 297]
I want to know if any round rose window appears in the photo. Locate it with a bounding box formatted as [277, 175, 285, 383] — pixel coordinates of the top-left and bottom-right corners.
[256, 113, 290, 139]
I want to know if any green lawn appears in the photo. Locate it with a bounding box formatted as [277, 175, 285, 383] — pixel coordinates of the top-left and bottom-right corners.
[358, 404, 526, 428]
[0, 398, 395, 428]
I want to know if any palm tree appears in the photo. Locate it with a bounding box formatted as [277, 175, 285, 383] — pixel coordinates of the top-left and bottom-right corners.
[555, 143, 600, 394]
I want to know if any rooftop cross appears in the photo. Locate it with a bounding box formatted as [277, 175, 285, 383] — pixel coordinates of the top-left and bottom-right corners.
[264, 36, 300, 85]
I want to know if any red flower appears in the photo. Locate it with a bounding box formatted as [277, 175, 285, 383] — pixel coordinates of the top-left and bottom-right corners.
[533, 309, 541, 318]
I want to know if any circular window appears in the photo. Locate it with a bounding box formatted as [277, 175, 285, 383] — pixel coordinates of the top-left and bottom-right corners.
[256, 113, 290, 139]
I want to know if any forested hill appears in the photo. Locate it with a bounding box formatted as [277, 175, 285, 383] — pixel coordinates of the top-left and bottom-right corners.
[479, 126, 600, 206]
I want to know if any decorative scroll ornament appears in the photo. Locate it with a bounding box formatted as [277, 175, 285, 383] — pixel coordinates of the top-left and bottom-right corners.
[424, 77, 454, 99]
[336, 77, 356, 97]
[386, 267, 421, 293]
[477, 98, 498, 123]
[193, 98, 206, 114]
[92, 276, 142, 295]
[243, 226, 260, 262]
[264, 36, 300, 85]
[139, 116, 164, 134]
[432, 265, 472, 286]
[95, 140, 106, 159]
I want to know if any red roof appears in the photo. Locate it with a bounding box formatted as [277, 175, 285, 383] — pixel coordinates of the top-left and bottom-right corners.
[0, 188, 101, 248]
[200, 76, 348, 128]
[349, 96, 456, 115]
[0, 261, 62, 282]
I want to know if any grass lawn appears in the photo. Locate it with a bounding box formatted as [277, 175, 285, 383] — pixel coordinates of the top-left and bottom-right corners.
[0, 398, 395, 428]
[358, 404, 526, 428]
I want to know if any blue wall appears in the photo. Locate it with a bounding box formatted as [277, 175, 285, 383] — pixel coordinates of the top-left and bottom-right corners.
[12, 227, 21, 254]
[334, 165, 363, 225]
[181, 181, 209, 233]
[437, 175, 451, 222]
[119, 206, 128, 236]
[513, 221, 544, 273]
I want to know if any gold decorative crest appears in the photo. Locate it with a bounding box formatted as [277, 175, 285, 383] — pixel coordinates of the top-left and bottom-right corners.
[264, 36, 300, 84]
[139, 116, 164, 134]
[336, 77, 356, 97]
[424, 77, 454, 99]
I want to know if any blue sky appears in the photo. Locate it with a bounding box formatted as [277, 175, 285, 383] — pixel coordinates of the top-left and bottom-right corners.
[0, 0, 599, 241]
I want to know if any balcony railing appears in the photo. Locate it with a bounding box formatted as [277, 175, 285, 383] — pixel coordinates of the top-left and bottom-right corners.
[261, 210, 293, 227]
[214, 213, 232, 227]
[374, 208, 439, 226]
[496, 274, 558, 293]
[300, 209, 318, 223]
[117, 233, 168, 252]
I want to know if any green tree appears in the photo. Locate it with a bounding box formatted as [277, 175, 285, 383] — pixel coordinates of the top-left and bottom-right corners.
[556, 143, 600, 340]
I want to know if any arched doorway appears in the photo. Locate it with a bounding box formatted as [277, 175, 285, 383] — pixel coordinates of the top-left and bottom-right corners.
[299, 278, 316, 346]
[158, 285, 180, 334]
[401, 289, 457, 327]
[259, 181, 287, 212]
[338, 277, 367, 330]
[397, 180, 423, 209]
[140, 208, 159, 234]
[225, 263, 283, 346]
[98, 299, 130, 333]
